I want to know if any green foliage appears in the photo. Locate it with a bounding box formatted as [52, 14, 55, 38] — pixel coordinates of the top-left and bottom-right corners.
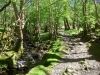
[12, 0, 17, 3]
[0, 0, 99, 74]
[0, 27, 4, 32]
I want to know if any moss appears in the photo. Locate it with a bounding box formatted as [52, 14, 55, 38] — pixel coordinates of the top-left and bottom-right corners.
[0, 54, 14, 67]
[0, 50, 20, 67]
[26, 51, 63, 75]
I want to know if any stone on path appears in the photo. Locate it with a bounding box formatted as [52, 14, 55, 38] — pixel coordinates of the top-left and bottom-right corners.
[78, 42, 83, 45]
[50, 32, 100, 75]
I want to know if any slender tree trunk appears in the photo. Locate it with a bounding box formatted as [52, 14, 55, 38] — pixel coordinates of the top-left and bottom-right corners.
[94, 0, 99, 29]
[44, 25, 48, 32]
[72, 1, 77, 29]
[63, 17, 70, 30]
[54, 17, 59, 40]
[36, 0, 40, 41]
[53, 2, 59, 40]
[72, 17, 76, 29]
[82, 0, 87, 36]
[63, 17, 67, 30]
[12, 0, 24, 53]
[49, 0, 53, 39]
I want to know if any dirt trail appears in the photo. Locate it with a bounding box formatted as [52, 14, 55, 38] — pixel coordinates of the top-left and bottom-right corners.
[50, 31, 100, 75]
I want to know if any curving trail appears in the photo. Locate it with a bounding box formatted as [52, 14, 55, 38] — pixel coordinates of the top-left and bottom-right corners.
[50, 31, 100, 75]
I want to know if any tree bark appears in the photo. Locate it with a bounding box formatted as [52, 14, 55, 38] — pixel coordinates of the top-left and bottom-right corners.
[12, 0, 24, 53]
[35, 0, 40, 41]
[63, 17, 70, 30]
[82, 0, 87, 36]
[49, 0, 53, 39]
[93, 0, 99, 29]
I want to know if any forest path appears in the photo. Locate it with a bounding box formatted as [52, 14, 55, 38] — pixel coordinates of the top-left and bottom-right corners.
[50, 30, 100, 75]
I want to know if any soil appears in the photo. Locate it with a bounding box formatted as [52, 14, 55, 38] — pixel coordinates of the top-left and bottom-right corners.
[50, 31, 100, 75]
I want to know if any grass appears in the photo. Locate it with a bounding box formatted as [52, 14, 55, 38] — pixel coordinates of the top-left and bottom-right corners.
[26, 51, 63, 75]
[65, 29, 79, 35]
[65, 29, 83, 35]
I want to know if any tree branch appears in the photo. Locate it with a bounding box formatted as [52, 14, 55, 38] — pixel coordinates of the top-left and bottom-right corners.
[0, 0, 11, 12]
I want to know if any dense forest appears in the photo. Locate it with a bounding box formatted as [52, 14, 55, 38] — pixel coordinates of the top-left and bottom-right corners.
[0, 0, 100, 75]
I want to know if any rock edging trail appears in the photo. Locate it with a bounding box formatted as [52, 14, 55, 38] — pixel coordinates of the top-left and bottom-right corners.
[50, 32, 100, 75]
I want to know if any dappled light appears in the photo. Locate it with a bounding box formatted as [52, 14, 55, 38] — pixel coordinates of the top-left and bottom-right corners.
[0, 0, 100, 75]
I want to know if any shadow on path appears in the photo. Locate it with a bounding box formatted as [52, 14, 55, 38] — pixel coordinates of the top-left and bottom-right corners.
[88, 41, 100, 61]
[60, 56, 95, 63]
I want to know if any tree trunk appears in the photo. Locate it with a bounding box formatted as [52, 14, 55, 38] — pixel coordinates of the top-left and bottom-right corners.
[72, 0, 77, 29]
[63, 17, 70, 30]
[12, 0, 24, 53]
[49, 0, 53, 39]
[35, 0, 40, 41]
[72, 18, 76, 29]
[54, 17, 59, 40]
[94, 0, 99, 29]
[82, 0, 87, 36]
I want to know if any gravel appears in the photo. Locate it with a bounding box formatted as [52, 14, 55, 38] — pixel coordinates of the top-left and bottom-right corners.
[49, 34, 100, 75]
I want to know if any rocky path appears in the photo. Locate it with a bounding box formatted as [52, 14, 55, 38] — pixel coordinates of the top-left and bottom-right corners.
[50, 31, 100, 75]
